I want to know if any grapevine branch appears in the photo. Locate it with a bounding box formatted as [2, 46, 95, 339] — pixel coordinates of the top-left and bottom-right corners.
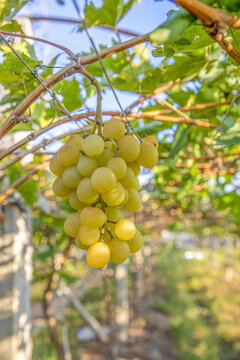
[0, 33, 148, 139]
[174, 0, 240, 64]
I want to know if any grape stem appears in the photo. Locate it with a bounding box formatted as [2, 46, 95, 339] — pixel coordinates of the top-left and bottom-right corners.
[78, 66, 102, 135]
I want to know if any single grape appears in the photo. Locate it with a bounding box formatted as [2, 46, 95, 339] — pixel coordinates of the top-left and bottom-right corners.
[136, 142, 158, 167]
[66, 134, 84, 149]
[105, 206, 124, 222]
[86, 242, 110, 269]
[77, 178, 99, 204]
[121, 188, 129, 205]
[143, 135, 158, 148]
[91, 167, 117, 193]
[49, 156, 65, 176]
[69, 191, 86, 211]
[109, 238, 130, 264]
[120, 167, 139, 189]
[128, 230, 143, 253]
[105, 140, 115, 150]
[103, 231, 111, 243]
[52, 177, 72, 198]
[78, 225, 100, 246]
[127, 161, 140, 176]
[80, 206, 106, 229]
[64, 212, 81, 237]
[115, 218, 136, 241]
[62, 165, 82, 189]
[77, 156, 98, 177]
[117, 135, 140, 162]
[103, 118, 125, 140]
[96, 148, 114, 166]
[82, 134, 104, 157]
[122, 188, 142, 213]
[107, 157, 127, 180]
[77, 239, 90, 251]
[57, 144, 80, 166]
[101, 182, 125, 206]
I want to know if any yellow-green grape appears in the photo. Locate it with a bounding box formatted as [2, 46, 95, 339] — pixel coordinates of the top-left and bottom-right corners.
[62, 166, 82, 189]
[66, 134, 84, 149]
[121, 188, 129, 205]
[103, 231, 111, 243]
[103, 118, 125, 140]
[107, 157, 127, 180]
[86, 242, 110, 269]
[143, 135, 158, 148]
[109, 238, 130, 264]
[120, 167, 139, 189]
[64, 212, 81, 237]
[115, 218, 136, 241]
[77, 178, 99, 204]
[96, 148, 114, 166]
[78, 225, 100, 246]
[122, 188, 142, 213]
[91, 167, 117, 193]
[101, 182, 125, 206]
[77, 156, 98, 177]
[137, 142, 158, 167]
[82, 134, 104, 157]
[77, 239, 89, 251]
[108, 223, 116, 237]
[52, 177, 72, 198]
[105, 140, 115, 150]
[80, 206, 106, 229]
[128, 161, 140, 176]
[69, 191, 86, 211]
[128, 230, 143, 253]
[105, 206, 124, 222]
[117, 135, 140, 162]
[57, 144, 80, 166]
[49, 156, 65, 176]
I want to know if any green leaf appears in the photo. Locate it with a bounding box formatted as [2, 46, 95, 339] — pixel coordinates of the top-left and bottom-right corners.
[0, 52, 36, 85]
[168, 126, 188, 159]
[0, 0, 30, 22]
[18, 178, 39, 205]
[54, 77, 83, 112]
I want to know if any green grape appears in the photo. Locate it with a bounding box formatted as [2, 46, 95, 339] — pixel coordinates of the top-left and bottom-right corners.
[103, 118, 125, 140]
[109, 238, 130, 264]
[121, 188, 129, 205]
[117, 135, 140, 162]
[105, 206, 124, 222]
[77, 178, 99, 204]
[57, 144, 80, 166]
[52, 177, 72, 198]
[77, 156, 98, 177]
[107, 157, 127, 180]
[120, 167, 139, 189]
[86, 242, 110, 269]
[77, 239, 89, 251]
[69, 191, 86, 211]
[137, 142, 158, 167]
[96, 148, 114, 166]
[49, 156, 65, 176]
[101, 182, 125, 206]
[62, 165, 83, 189]
[143, 135, 158, 148]
[115, 218, 136, 240]
[80, 206, 106, 229]
[78, 225, 100, 246]
[91, 167, 117, 193]
[82, 134, 104, 157]
[105, 140, 115, 150]
[64, 212, 81, 237]
[122, 188, 142, 213]
[128, 230, 143, 253]
[127, 161, 140, 176]
[66, 134, 83, 149]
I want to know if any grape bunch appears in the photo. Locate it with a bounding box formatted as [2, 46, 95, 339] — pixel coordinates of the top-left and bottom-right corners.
[49, 118, 158, 269]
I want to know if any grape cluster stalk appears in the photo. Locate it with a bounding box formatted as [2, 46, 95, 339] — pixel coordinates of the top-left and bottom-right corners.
[50, 118, 158, 269]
